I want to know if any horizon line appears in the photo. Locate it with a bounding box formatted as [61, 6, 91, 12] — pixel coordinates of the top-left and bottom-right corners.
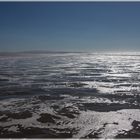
[1, 50, 140, 54]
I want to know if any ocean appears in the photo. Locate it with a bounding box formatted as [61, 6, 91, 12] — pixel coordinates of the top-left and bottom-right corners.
[0, 52, 140, 138]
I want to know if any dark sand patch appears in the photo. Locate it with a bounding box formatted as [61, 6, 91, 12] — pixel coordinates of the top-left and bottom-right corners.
[37, 113, 60, 123]
[0, 110, 32, 120]
[67, 82, 87, 88]
[0, 87, 48, 98]
[79, 102, 140, 112]
[36, 95, 65, 101]
[58, 106, 80, 118]
[0, 116, 9, 122]
[0, 125, 73, 138]
[50, 88, 98, 97]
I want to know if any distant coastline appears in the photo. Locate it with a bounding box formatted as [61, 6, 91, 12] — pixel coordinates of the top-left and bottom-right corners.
[0, 50, 140, 56]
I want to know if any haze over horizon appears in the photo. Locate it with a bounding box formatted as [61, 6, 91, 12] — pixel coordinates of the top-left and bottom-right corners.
[0, 2, 140, 52]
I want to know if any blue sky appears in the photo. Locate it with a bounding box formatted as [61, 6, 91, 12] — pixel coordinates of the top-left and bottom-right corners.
[0, 2, 140, 52]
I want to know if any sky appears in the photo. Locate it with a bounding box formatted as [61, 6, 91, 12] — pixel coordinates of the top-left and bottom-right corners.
[0, 2, 140, 52]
